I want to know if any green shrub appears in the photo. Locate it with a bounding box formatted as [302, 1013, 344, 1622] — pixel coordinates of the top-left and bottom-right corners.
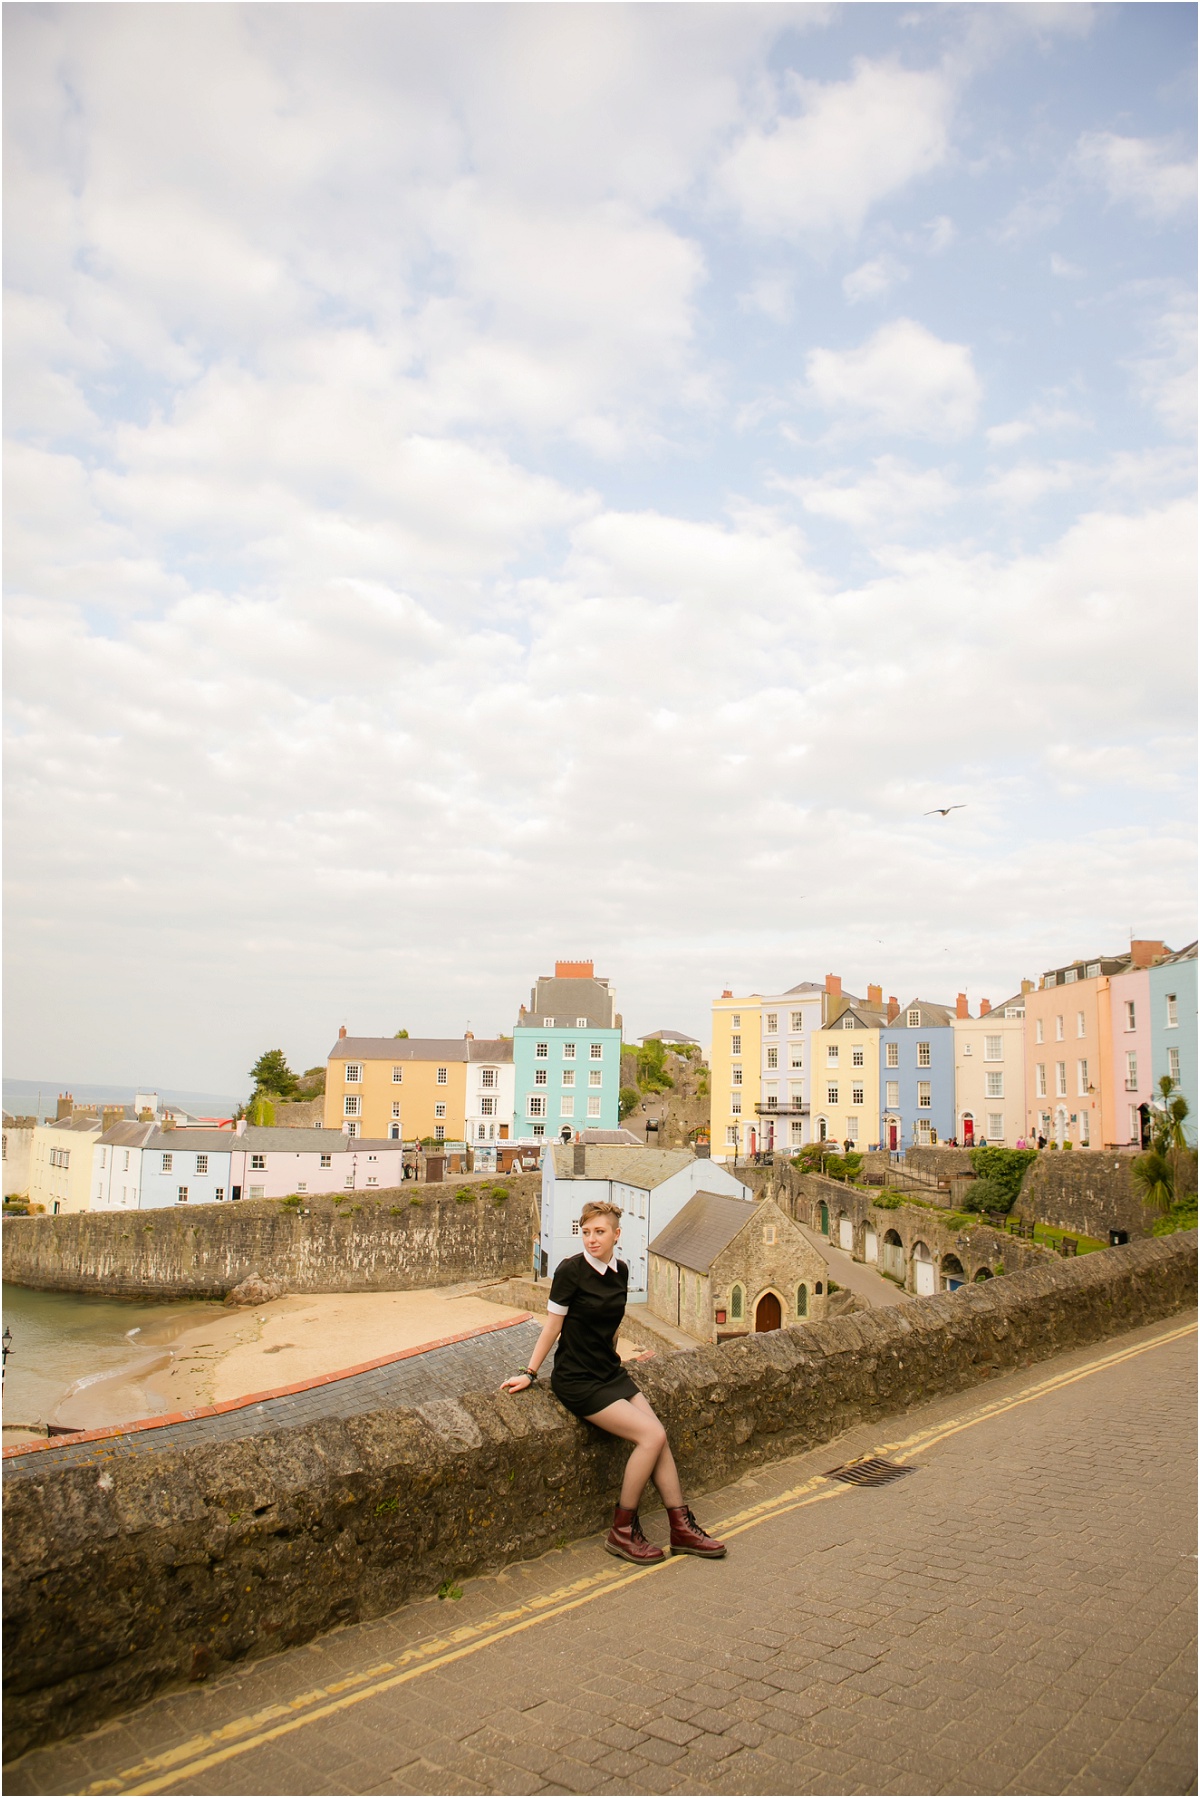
[968, 1147, 1036, 1207]
[872, 1193, 903, 1210]
[823, 1152, 863, 1183]
[455, 1186, 476, 1203]
[618, 1085, 641, 1121]
[280, 1194, 303, 1209]
[409, 1195, 425, 1206]
[490, 1185, 509, 1201]
[960, 1176, 1011, 1214]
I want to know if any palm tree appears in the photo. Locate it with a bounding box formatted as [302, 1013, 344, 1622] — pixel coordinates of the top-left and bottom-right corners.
[1134, 1078, 1191, 1214]
[1151, 1075, 1190, 1155]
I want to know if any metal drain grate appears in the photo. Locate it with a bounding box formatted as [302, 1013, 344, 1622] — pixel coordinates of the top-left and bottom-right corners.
[824, 1456, 916, 1488]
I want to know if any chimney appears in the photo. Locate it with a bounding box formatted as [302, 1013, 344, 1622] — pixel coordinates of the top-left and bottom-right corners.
[825, 973, 841, 996]
[887, 996, 900, 1023]
[102, 1105, 125, 1133]
[161, 1115, 176, 1132]
[1021, 978, 1034, 994]
[573, 1143, 586, 1176]
[867, 984, 882, 1007]
[556, 960, 594, 979]
[1130, 939, 1166, 968]
[721, 989, 733, 999]
[464, 1030, 474, 1040]
[979, 998, 991, 1015]
[338, 1025, 347, 1039]
[956, 993, 969, 1019]
[57, 1093, 74, 1121]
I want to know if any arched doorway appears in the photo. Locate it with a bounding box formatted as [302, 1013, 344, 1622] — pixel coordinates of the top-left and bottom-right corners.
[881, 1229, 905, 1280]
[817, 1116, 828, 1142]
[912, 1241, 936, 1296]
[755, 1291, 782, 1332]
[818, 1200, 829, 1233]
[973, 1266, 993, 1281]
[864, 1223, 878, 1264]
[941, 1253, 965, 1292]
[837, 1214, 854, 1251]
[886, 1116, 899, 1151]
[962, 1113, 974, 1145]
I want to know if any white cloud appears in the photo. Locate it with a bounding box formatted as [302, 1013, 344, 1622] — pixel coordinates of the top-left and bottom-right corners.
[775, 456, 958, 531]
[984, 460, 1079, 506]
[717, 59, 954, 239]
[1075, 131, 1197, 221]
[1050, 252, 1085, 278]
[803, 319, 982, 438]
[842, 255, 910, 304]
[1125, 293, 1197, 437]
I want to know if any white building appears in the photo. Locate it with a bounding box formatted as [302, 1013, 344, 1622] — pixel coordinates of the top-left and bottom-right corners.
[465, 1037, 515, 1169]
[537, 1143, 752, 1301]
[91, 1123, 405, 1210]
[3, 1120, 35, 1199]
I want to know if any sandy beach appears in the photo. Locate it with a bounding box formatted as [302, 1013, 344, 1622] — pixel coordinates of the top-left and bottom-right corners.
[49, 1286, 533, 1431]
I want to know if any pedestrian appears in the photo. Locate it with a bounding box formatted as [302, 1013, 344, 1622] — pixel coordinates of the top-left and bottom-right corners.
[500, 1199, 726, 1566]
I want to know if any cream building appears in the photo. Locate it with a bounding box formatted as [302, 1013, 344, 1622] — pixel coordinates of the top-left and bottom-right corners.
[28, 1115, 102, 1214]
[952, 987, 1030, 1146]
[811, 994, 887, 1148]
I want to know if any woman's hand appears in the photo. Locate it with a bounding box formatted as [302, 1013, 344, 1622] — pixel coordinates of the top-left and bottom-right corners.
[499, 1373, 534, 1392]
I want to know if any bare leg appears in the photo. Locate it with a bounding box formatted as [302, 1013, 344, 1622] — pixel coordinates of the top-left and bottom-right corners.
[584, 1394, 684, 1509]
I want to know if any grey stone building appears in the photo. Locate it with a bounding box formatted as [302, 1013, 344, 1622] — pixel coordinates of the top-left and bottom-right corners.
[647, 1192, 829, 1342]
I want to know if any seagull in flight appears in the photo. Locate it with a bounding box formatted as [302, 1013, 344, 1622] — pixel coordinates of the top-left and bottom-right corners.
[925, 805, 967, 816]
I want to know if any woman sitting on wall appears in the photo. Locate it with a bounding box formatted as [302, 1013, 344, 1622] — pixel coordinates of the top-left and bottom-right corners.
[500, 1198, 726, 1565]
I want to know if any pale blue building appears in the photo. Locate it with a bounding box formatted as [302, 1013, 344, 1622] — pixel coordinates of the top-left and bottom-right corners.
[1149, 942, 1197, 1146]
[879, 998, 956, 1151]
[512, 961, 622, 1141]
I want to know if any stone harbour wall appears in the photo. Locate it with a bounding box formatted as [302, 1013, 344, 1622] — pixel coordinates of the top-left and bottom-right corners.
[3, 1232, 1195, 1758]
[1016, 1151, 1163, 1241]
[0, 1178, 541, 1299]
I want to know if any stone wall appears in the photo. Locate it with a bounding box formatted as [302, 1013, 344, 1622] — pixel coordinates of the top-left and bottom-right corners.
[1016, 1151, 1157, 1241]
[472, 1277, 686, 1357]
[0, 1178, 541, 1299]
[3, 1233, 1194, 1758]
[789, 1173, 1049, 1287]
[904, 1147, 977, 1178]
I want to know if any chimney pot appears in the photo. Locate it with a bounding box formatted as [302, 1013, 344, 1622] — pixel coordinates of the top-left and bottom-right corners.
[721, 989, 733, 999]
[1130, 938, 1166, 968]
[979, 997, 991, 1015]
[1021, 978, 1034, 994]
[825, 973, 842, 996]
[956, 993, 969, 1019]
[867, 983, 883, 1006]
[887, 996, 900, 1022]
[573, 1144, 587, 1175]
[338, 1025, 347, 1039]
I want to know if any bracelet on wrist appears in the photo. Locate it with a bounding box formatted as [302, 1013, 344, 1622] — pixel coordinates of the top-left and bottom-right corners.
[520, 1367, 538, 1382]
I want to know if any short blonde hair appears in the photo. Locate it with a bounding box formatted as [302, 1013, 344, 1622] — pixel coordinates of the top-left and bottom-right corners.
[579, 1199, 622, 1225]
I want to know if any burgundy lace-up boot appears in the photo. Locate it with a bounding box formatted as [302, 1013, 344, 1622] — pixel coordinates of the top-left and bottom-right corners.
[666, 1504, 727, 1558]
[604, 1505, 666, 1564]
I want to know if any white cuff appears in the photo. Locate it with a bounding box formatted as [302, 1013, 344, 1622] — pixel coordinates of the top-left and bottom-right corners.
[546, 1300, 569, 1316]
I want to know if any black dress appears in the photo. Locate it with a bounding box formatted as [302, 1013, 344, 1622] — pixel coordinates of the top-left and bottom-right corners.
[548, 1252, 639, 1419]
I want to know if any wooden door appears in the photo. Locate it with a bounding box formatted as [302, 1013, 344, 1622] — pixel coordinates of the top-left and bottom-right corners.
[755, 1291, 782, 1332]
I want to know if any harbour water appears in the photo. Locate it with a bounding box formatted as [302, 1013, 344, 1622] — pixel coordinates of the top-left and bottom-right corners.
[1, 1283, 228, 1433]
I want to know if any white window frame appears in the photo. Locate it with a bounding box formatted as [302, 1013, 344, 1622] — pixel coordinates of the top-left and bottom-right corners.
[986, 1071, 1004, 1099]
[528, 1095, 546, 1118]
[575, 1017, 587, 1027]
[436, 1066, 447, 1085]
[1036, 1064, 1047, 1097]
[587, 1096, 602, 1118]
[560, 1097, 574, 1117]
[481, 1068, 496, 1087]
[1056, 1062, 1067, 1097]
[917, 1042, 931, 1068]
[790, 1012, 802, 1032]
[1167, 994, 1178, 1028]
[1077, 1060, 1089, 1095]
[536, 1041, 548, 1059]
[320, 1154, 332, 1168]
[534, 1068, 548, 1086]
[344, 1094, 360, 1116]
[589, 1042, 603, 1059]
[731, 1034, 742, 1055]
[766, 1046, 778, 1070]
[196, 1154, 208, 1174]
[984, 1036, 1002, 1061]
[907, 1009, 920, 1028]
[251, 1153, 266, 1170]
[345, 1064, 362, 1084]
[589, 1069, 602, 1087]
[917, 1082, 931, 1108]
[392, 1066, 403, 1083]
[826, 1085, 839, 1105]
[766, 1013, 778, 1034]
[1169, 1046, 1181, 1081]
[161, 1153, 172, 1173]
[987, 1113, 1004, 1138]
[435, 1102, 446, 1119]
[562, 1069, 575, 1088]
[563, 1041, 576, 1059]
[852, 1085, 865, 1106]
[886, 1042, 899, 1068]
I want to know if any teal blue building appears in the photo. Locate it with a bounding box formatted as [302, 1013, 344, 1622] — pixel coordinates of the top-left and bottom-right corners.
[512, 961, 622, 1141]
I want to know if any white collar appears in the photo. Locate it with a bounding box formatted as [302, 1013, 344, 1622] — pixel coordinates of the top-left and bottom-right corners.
[582, 1245, 619, 1276]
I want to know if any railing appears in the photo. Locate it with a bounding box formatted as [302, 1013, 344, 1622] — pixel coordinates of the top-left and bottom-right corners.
[1124, 1080, 1139, 1091]
[753, 1103, 808, 1117]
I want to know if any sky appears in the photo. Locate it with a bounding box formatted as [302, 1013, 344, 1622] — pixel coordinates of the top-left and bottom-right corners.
[4, 2, 1196, 1097]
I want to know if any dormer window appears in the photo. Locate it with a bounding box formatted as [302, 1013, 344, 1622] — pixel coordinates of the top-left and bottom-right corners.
[575, 1017, 587, 1027]
[543, 1017, 555, 1027]
[907, 1009, 920, 1028]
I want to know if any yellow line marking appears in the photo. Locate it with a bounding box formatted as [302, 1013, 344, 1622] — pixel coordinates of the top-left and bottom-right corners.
[81, 1317, 1195, 1795]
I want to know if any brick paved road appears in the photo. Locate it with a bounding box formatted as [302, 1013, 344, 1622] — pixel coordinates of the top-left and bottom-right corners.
[7, 1314, 1196, 1798]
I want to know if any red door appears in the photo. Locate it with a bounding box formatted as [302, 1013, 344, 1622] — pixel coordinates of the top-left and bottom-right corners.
[963, 1116, 974, 1144]
[888, 1121, 898, 1150]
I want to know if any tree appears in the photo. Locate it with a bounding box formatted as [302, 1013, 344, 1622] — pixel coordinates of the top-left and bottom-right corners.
[635, 1039, 674, 1094]
[968, 1146, 1037, 1211]
[1151, 1075, 1190, 1156]
[248, 1094, 276, 1127]
[1134, 1078, 1192, 1215]
[618, 1086, 641, 1121]
[1132, 1148, 1174, 1213]
[395, 1029, 409, 1038]
[249, 1049, 298, 1099]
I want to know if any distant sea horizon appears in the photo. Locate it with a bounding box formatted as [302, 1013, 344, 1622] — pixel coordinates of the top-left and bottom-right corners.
[4, 1077, 244, 1122]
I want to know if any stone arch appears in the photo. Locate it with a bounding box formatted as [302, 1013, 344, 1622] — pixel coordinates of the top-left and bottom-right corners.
[940, 1252, 966, 1292]
[911, 1239, 936, 1296]
[973, 1265, 994, 1281]
[818, 1199, 829, 1234]
[881, 1228, 905, 1281]
[754, 1288, 783, 1332]
[817, 1115, 828, 1142]
[729, 1282, 745, 1324]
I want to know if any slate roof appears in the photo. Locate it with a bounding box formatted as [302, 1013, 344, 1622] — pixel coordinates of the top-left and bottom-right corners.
[98, 1125, 399, 1153]
[328, 1037, 471, 1062]
[467, 1038, 513, 1064]
[639, 1029, 700, 1045]
[576, 1129, 644, 1145]
[1156, 941, 1196, 965]
[648, 1190, 761, 1273]
[549, 1144, 698, 1188]
[521, 974, 617, 1029]
[39, 1115, 103, 1136]
[888, 999, 956, 1029]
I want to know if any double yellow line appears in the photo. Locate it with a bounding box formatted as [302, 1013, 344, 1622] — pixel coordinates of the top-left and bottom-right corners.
[80, 1318, 1195, 1795]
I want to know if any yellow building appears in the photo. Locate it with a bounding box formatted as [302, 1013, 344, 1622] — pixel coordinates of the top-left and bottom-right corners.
[324, 1033, 477, 1142]
[811, 996, 886, 1149]
[28, 1115, 102, 1214]
[710, 992, 763, 1161]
